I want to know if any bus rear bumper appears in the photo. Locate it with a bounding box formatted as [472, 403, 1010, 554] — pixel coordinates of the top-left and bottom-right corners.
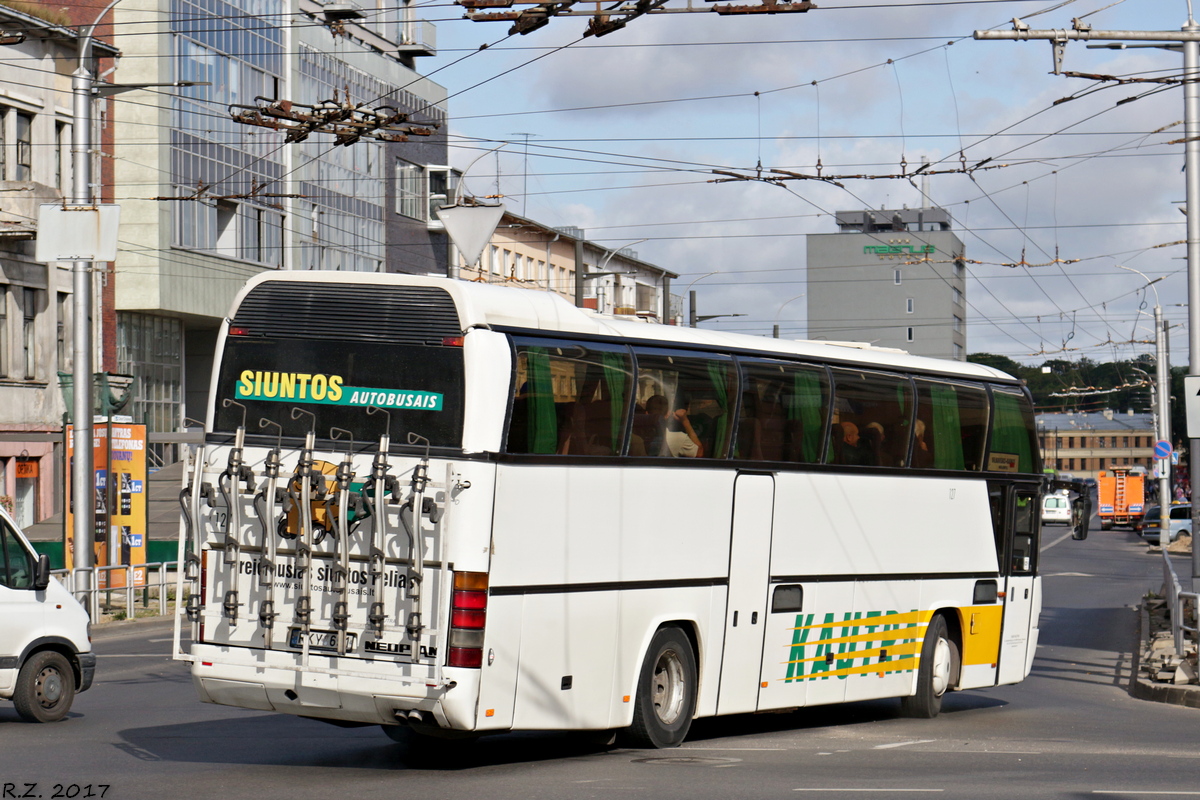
[190, 644, 481, 730]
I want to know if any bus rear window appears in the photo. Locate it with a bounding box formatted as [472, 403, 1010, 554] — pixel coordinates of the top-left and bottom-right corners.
[213, 337, 464, 448]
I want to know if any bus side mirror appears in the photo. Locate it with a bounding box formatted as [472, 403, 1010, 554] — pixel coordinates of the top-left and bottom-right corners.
[33, 553, 51, 591]
[1071, 494, 1091, 541]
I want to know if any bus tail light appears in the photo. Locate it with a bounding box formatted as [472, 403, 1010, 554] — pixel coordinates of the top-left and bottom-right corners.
[448, 571, 488, 668]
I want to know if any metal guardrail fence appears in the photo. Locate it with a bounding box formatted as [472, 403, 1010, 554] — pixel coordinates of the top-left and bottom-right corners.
[51, 562, 185, 620]
[1161, 546, 1199, 656]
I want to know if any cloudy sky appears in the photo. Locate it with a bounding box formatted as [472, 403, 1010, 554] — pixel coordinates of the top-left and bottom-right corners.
[416, 0, 1192, 364]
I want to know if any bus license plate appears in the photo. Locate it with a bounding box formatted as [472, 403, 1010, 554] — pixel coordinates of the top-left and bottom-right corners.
[288, 628, 357, 652]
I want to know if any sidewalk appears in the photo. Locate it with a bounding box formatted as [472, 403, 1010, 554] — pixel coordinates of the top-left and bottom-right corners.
[1131, 600, 1200, 708]
[1131, 539, 1200, 708]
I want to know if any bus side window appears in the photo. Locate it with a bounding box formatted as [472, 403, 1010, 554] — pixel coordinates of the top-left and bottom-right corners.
[633, 350, 735, 458]
[913, 380, 989, 471]
[827, 369, 912, 467]
[736, 361, 828, 463]
[507, 339, 633, 456]
[989, 388, 1040, 474]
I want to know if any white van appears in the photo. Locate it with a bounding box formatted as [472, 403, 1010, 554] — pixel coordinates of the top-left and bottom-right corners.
[0, 509, 94, 722]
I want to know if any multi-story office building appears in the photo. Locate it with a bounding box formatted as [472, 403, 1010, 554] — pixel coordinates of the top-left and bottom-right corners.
[1036, 410, 1156, 478]
[806, 207, 967, 361]
[107, 0, 449, 436]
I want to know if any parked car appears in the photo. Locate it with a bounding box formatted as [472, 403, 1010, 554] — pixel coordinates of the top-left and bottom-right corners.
[1042, 493, 1072, 525]
[0, 509, 94, 722]
[1139, 504, 1192, 545]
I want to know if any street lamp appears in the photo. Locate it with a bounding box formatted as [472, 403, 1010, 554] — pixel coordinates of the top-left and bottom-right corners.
[693, 312, 746, 325]
[574, 238, 645, 310]
[773, 293, 805, 339]
[1116, 264, 1171, 538]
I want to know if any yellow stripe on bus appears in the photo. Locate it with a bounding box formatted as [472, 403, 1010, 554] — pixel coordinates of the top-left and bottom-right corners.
[784, 639, 923, 667]
[781, 654, 920, 681]
[780, 625, 925, 650]
[789, 609, 933, 633]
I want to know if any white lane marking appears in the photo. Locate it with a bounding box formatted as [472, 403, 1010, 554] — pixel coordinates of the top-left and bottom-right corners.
[1092, 793, 1200, 796]
[1043, 572, 1099, 577]
[1042, 530, 1076, 551]
[873, 740, 936, 750]
[793, 790, 942, 793]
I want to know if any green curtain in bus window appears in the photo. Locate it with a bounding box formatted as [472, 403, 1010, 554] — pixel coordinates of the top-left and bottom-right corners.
[991, 392, 1033, 473]
[930, 384, 966, 470]
[524, 347, 557, 454]
[789, 370, 824, 462]
[707, 361, 730, 458]
[602, 351, 628, 453]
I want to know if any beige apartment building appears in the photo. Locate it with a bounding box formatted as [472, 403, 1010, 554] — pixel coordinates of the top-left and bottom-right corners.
[456, 213, 682, 323]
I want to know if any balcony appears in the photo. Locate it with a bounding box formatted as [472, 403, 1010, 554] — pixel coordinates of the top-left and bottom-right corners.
[0, 182, 63, 240]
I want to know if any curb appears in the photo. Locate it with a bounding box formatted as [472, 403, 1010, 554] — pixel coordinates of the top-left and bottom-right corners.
[1129, 603, 1200, 709]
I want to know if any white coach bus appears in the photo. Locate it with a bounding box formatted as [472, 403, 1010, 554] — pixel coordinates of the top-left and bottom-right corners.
[174, 272, 1087, 748]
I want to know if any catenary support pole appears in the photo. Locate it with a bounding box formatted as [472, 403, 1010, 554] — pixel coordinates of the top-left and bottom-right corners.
[1186, 19, 1200, 580]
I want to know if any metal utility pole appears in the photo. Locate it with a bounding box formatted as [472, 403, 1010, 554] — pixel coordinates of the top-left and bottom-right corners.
[1185, 18, 1200, 581]
[975, 16, 1200, 579]
[71, 1, 120, 618]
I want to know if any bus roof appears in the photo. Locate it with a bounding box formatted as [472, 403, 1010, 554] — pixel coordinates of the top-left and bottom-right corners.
[232, 271, 1019, 385]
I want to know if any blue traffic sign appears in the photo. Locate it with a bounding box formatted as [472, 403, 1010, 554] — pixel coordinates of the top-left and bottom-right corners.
[1154, 439, 1172, 459]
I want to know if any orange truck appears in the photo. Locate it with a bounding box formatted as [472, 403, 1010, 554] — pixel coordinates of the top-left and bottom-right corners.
[1097, 467, 1146, 530]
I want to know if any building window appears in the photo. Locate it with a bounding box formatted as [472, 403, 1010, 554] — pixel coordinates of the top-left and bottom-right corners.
[396, 159, 423, 219]
[0, 287, 7, 378]
[1123, 436, 1129, 447]
[1068, 458, 1075, 470]
[22, 289, 36, 380]
[953, 342, 963, 359]
[0, 108, 6, 179]
[953, 315, 963, 333]
[953, 287, 963, 306]
[57, 293, 69, 373]
[117, 313, 182, 434]
[906, 298, 914, 314]
[14, 112, 32, 181]
[906, 327, 914, 342]
[55, 122, 68, 193]
[427, 166, 458, 221]
[894, 269, 902, 285]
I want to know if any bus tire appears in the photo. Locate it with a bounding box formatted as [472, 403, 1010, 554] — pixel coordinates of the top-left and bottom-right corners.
[13, 651, 76, 723]
[622, 626, 697, 749]
[899, 614, 954, 719]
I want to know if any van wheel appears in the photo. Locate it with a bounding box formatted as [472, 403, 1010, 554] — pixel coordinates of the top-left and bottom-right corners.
[899, 615, 955, 719]
[621, 627, 697, 749]
[13, 651, 76, 723]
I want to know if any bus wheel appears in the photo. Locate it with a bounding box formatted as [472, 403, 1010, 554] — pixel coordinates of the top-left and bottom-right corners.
[13, 651, 75, 723]
[899, 615, 955, 719]
[622, 626, 697, 749]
